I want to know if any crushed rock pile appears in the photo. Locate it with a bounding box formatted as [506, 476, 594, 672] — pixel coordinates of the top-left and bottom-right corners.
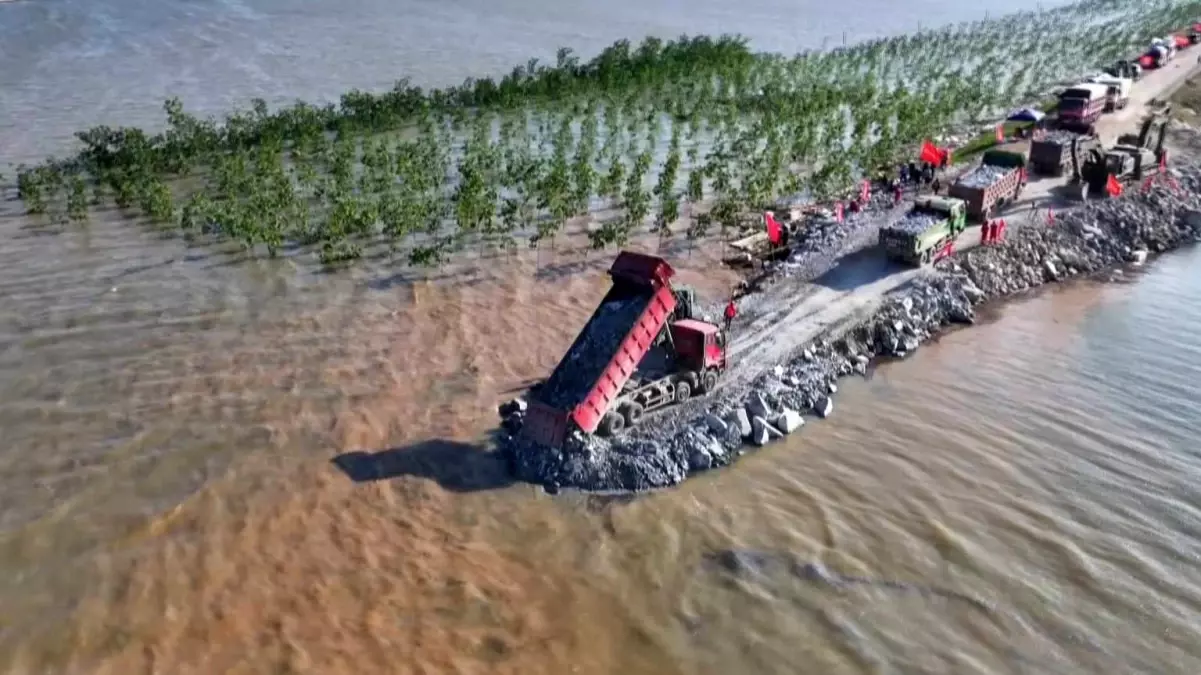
[776, 188, 903, 280]
[498, 166, 1201, 493]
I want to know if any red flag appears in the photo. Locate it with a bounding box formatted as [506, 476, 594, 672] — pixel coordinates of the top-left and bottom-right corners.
[995, 124, 1004, 143]
[1106, 174, 1123, 197]
[764, 211, 782, 245]
[919, 141, 941, 165]
[860, 180, 870, 202]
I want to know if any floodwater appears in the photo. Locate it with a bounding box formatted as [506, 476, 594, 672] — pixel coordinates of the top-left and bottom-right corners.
[3, 0, 1201, 673]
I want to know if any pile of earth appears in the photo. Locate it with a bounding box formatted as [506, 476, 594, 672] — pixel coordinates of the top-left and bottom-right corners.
[499, 167, 1201, 493]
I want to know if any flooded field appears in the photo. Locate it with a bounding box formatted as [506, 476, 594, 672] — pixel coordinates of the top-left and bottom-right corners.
[3, 0, 1201, 673]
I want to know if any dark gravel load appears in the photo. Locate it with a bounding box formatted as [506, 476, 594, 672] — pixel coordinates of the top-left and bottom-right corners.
[536, 294, 651, 409]
[500, 163, 1201, 494]
[956, 164, 1013, 189]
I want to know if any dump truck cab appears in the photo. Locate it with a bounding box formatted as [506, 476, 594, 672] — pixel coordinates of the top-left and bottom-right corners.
[879, 195, 966, 266]
[668, 319, 727, 372]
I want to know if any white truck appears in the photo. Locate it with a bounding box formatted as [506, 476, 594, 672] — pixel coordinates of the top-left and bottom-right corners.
[1088, 74, 1132, 112]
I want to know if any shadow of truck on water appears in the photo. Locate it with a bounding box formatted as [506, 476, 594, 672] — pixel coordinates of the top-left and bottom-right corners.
[332, 437, 515, 492]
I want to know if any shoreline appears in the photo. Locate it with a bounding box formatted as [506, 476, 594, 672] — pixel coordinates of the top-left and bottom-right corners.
[498, 163, 1201, 493]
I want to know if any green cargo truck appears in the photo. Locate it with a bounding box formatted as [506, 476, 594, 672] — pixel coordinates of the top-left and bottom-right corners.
[878, 195, 967, 266]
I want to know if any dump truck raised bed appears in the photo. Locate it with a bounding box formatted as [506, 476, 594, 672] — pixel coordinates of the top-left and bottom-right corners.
[878, 195, 967, 266]
[948, 149, 1028, 221]
[518, 251, 728, 448]
[1030, 130, 1101, 176]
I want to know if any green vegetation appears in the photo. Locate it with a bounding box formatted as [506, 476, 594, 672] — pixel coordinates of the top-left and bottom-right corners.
[12, 0, 1201, 269]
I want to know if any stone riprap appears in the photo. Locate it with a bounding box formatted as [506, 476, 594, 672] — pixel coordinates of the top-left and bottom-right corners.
[498, 165, 1201, 493]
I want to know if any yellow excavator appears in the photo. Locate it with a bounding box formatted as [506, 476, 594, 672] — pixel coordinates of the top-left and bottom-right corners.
[1071, 111, 1171, 200]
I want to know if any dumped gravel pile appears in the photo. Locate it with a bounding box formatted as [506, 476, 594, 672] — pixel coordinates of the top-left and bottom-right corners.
[499, 166, 1201, 493]
[956, 164, 1012, 189]
[536, 295, 650, 409]
[779, 188, 902, 279]
[886, 210, 944, 235]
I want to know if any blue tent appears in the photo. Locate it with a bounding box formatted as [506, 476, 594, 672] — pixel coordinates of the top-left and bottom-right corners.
[1006, 107, 1046, 122]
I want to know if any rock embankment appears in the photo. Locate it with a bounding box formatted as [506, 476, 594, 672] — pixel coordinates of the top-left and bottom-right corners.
[499, 167, 1201, 493]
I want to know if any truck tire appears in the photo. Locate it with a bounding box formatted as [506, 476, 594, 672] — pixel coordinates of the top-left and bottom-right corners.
[701, 370, 719, 394]
[621, 402, 644, 427]
[598, 412, 625, 436]
[675, 381, 692, 404]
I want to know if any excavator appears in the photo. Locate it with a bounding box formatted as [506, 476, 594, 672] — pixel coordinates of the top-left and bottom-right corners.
[1070, 111, 1170, 200]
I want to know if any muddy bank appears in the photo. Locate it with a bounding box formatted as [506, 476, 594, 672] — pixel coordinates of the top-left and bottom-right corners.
[499, 166, 1201, 492]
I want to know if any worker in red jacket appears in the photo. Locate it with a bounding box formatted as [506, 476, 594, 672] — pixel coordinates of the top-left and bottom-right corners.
[724, 299, 737, 332]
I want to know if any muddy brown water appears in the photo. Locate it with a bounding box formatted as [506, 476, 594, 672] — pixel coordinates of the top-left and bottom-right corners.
[4, 0, 1201, 672]
[4, 213, 1201, 675]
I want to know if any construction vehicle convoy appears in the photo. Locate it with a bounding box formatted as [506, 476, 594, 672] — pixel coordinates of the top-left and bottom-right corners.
[948, 149, 1028, 221]
[516, 252, 728, 447]
[878, 195, 967, 266]
[1073, 111, 1170, 199]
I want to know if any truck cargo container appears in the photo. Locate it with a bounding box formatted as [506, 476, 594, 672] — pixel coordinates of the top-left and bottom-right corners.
[1030, 130, 1101, 176]
[948, 149, 1028, 221]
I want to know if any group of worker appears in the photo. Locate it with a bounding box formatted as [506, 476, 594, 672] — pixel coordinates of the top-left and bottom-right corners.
[982, 219, 1008, 244]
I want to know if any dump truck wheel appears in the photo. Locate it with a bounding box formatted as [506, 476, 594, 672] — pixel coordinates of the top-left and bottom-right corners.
[598, 412, 625, 436]
[621, 402, 644, 427]
[675, 382, 692, 404]
[701, 370, 718, 394]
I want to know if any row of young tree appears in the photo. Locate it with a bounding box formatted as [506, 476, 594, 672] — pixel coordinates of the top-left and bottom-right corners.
[12, 0, 1200, 267]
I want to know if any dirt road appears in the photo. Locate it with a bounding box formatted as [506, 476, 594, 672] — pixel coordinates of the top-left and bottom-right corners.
[725, 57, 1201, 386]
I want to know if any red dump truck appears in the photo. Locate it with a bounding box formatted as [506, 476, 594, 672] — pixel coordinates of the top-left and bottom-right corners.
[518, 251, 728, 447]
